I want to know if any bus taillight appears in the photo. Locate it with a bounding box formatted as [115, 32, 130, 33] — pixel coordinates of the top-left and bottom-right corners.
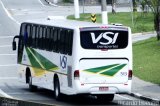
[128, 70, 132, 80]
[74, 70, 80, 80]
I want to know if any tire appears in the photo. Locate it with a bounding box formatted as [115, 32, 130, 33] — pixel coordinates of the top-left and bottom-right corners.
[28, 76, 37, 92]
[54, 79, 62, 100]
[96, 94, 114, 102]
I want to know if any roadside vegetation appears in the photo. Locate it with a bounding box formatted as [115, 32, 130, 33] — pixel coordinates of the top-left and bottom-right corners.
[67, 12, 154, 33]
[133, 37, 160, 84]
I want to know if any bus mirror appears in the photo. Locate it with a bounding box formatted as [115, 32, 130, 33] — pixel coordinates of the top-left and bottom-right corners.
[12, 41, 16, 51]
[12, 35, 20, 51]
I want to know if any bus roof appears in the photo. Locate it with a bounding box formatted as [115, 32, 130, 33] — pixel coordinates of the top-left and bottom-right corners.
[24, 18, 128, 30]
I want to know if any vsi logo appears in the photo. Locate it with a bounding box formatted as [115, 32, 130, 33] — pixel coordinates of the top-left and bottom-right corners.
[60, 56, 67, 69]
[91, 32, 119, 45]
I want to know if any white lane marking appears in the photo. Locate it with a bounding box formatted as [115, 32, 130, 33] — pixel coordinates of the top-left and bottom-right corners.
[0, 0, 20, 25]
[38, 0, 45, 6]
[0, 54, 16, 56]
[8, 92, 34, 95]
[0, 45, 12, 47]
[116, 94, 132, 100]
[0, 77, 18, 80]
[0, 89, 13, 98]
[0, 36, 14, 39]
[0, 64, 17, 67]
[15, 11, 44, 16]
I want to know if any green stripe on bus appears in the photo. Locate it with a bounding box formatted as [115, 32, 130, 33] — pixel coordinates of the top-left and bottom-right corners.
[26, 47, 42, 69]
[84, 64, 119, 73]
[29, 48, 58, 71]
[100, 64, 126, 76]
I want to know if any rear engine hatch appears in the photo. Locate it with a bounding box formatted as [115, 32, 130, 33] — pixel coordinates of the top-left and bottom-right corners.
[79, 59, 129, 84]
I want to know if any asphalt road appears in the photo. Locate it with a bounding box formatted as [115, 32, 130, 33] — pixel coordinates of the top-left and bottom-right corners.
[0, 0, 156, 105]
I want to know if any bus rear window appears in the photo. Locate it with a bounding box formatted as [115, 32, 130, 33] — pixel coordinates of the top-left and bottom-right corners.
[80, 29, 128, 49]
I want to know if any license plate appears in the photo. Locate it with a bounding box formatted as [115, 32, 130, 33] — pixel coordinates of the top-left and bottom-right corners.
[99, 87, 109, 91]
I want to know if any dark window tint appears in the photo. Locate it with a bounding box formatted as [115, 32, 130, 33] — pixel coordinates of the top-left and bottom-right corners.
[46, 27, 51, 51]
[26, 25, 32, 47]
[60, 29, 65, 54]
[80, 29, 128, 49]
[39, 27, 43, 49]
[21, 23, 73, 55]
[32, 26, 36, 48]
[35, 26, 39, 48]
[67, 30, 73, 55]
[18, 23, 26, 63]
[53, 28, 58, 52]
[49, 28, 54, 51]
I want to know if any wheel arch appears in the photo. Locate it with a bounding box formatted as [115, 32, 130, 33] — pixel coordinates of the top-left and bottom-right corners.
[26, 67, 31, 83]
[53, 73, 59, 84]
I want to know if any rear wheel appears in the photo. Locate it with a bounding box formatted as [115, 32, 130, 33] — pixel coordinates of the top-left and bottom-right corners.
[54, 79, 62, 100]
[96, 94, 114, 102]
[28, 76, 37, 92]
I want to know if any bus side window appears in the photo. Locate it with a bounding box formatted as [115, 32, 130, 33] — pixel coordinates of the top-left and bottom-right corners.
[26, 25, 32, 47]
[20, 23, 27, 45]
[57, 28, 61, 53]
[35, 26, 39, 48]
[18, 23, 26, 63]
[60, 29, 66, 54]
[50, 27, 54, 51]
[68, 30, 73, 55]
[68, 31, 73, 55]
[42, 27, 46, 50]
[65, 30, 69, 55]
[32, 25, 36, 48]
[39, 26, 43, 49]
[53, 28, 58, 52]
[64, 30, 68, 54]
[46, 27, 51, 51]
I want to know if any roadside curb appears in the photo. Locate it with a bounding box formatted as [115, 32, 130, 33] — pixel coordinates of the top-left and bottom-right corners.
[132, 31, 156, 36]
[128, 93, 160, 104]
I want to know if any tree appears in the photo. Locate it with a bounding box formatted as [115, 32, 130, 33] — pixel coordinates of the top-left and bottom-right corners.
[112, 0, 116, 14]
[144, 0, 160, 40]
[133, 0, 138, 12]
[140, 0, 148, 13]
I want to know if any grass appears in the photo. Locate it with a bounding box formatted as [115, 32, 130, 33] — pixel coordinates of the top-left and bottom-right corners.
[133, 37, 160, 84]
[67, 12, 154, 33]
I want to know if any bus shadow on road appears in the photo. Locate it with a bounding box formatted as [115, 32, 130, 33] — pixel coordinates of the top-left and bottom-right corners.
[27, 88, 118, 105]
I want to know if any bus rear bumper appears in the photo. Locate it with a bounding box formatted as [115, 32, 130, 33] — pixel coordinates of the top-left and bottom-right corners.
[74, 80, 132, 95]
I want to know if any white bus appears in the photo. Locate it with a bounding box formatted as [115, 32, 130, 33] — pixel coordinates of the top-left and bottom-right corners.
[12, 19, 132, 102]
